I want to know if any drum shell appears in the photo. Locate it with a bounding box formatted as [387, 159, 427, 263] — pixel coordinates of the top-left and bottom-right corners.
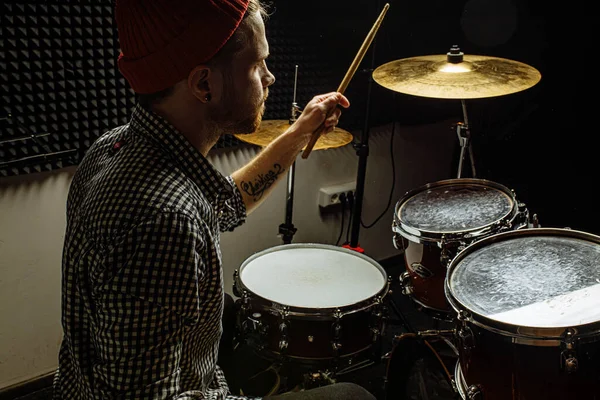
[446, 228, 600, 400]
[241, 295, 383, 361]
[455, 321, 600, 399]
[399, 237, 459, 314]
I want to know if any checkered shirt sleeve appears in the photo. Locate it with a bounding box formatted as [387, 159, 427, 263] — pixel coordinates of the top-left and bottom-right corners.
[54, 104, 253, 400]
[220, 176, 247, 232]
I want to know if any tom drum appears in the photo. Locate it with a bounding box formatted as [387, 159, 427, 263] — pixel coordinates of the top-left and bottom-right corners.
[447, 227, 600, 399]
[392, 178, 530, 319]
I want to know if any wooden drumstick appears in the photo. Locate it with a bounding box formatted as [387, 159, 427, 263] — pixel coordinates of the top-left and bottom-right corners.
[301, 3, 390, 159]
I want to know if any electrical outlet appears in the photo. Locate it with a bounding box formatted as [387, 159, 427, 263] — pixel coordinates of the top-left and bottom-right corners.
[318, 181, 356, 208]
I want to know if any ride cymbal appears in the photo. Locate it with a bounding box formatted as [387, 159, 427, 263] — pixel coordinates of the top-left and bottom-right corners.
[373, 48, 541, 99]
[234, 120, 353, 150]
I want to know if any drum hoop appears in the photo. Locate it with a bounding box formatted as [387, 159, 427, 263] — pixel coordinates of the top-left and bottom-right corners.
[236, 243, 389, 316]
[392, 178, 519, 244]
[454, 362, 468, 400]
[445, 227, 600, 341]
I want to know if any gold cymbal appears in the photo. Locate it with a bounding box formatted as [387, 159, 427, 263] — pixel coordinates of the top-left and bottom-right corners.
[373, 52, 541, 99]
[234, 120, 353, 150]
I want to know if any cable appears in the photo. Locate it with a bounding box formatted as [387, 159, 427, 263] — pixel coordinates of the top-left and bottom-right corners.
[384, 333, 455, 400]
[361, 122, 396, 229]
[240, 363, 281, 397]
[423, 340, 454, 386]
[384, 333, 418, 380]
[345, 191, 354, 244]
[336, 193, 347, 246]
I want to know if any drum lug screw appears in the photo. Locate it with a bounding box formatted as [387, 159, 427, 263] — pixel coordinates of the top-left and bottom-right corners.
[370, 328, 380, 342]
[307, 335, 314, 343]
[332, 341, 342, 355]
[560, 328, 579, 373]
[458, 326, 475, 350]
[440, 251, 451, 267]
[457, 310, 471, 322]
[233, 270, 241, 297]
[466, 384, 483, 400]
[277, 307, 290, 354]
[457, 311, 475, 350]
[279, 321, 288, 335]
[240, 290, 251, 312]
[279, 339, 288, 351]
[563, 356, 578, 373]
[249, 312, 262, 332]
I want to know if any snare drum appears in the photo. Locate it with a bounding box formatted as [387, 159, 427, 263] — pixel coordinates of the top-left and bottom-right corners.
[392, 178, 529, 319]
[446, 228, 600, 400]
[233, 243, 390, 367]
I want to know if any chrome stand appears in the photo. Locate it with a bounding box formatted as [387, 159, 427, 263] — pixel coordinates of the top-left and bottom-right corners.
[455, 99, 477, 179]
[279, 65, 301, 244]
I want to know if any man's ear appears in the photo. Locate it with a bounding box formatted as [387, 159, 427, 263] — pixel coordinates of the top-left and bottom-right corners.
[188, 65, 212, 103]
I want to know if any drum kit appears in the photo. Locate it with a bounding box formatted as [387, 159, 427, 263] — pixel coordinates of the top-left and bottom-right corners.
[230, 6, 600, 400]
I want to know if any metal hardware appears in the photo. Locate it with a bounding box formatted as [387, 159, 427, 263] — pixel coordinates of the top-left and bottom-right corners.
[399, 271, 413, 295]
[440, 235, 451, 266]
[240, 290, 251, 312]
[467, 384, 483, 399]
[232, 270, 241, 297]
[457, 311, 475, 350]
[278, 307, 290, 354]
[531, 213, 540, 228]
[331, 309, 343, 357]
[417, 329, 455, 338]
[249, 312, 262, 331]
[560, 328, 579, 373]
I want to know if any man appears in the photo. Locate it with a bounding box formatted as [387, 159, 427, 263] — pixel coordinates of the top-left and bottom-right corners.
[53, 0, 376, 399]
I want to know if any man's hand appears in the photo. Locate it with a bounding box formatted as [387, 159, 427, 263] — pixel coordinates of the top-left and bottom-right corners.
[289, 92, 350, 145]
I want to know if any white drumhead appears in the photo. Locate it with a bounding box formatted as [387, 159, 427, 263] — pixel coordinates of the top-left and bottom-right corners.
[239, 244, 387, 308]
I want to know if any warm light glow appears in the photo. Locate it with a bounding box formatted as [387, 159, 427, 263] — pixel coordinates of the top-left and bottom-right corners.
[439, 63, 472, 73]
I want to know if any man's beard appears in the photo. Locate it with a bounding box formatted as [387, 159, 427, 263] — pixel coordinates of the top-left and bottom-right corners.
[209, 90, 268, 136]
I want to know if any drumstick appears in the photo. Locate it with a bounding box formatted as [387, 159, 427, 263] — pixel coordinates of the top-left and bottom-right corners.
[301, 3, 390, 159]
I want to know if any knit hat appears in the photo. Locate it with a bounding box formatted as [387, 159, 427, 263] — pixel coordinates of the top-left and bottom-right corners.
[115, 0, 250, 94]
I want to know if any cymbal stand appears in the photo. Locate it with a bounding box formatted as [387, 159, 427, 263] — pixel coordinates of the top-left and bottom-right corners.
[455, 99, 477, 178]
[279, 65, 301, 244]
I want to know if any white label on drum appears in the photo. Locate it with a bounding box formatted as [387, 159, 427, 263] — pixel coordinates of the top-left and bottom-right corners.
[240, 246, 386, 309]
[489, 283, 600, 326]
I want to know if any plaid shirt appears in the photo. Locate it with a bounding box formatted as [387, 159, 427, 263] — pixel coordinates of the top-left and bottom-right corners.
[53, 104, 251, 399]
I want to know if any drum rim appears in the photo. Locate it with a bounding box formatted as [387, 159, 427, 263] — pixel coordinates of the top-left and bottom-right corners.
[235, 243, 389, 314]
[445, 227, 600, 340]
[392, 178, 519, 244]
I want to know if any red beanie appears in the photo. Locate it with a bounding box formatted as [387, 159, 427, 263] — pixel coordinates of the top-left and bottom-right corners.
[115, 0, 250, 94]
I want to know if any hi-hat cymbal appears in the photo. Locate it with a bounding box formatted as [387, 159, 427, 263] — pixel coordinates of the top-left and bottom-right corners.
[373, 50, 541, 99]
[234, 120, 353, 150]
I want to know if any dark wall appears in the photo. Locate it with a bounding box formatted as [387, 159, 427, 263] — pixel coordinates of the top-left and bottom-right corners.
[265, 0, 597, 234]
[1, 0, 596, 234]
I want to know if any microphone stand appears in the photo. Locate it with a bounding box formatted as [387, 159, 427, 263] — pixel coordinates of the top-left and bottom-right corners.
[279, 65, 301, 244]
